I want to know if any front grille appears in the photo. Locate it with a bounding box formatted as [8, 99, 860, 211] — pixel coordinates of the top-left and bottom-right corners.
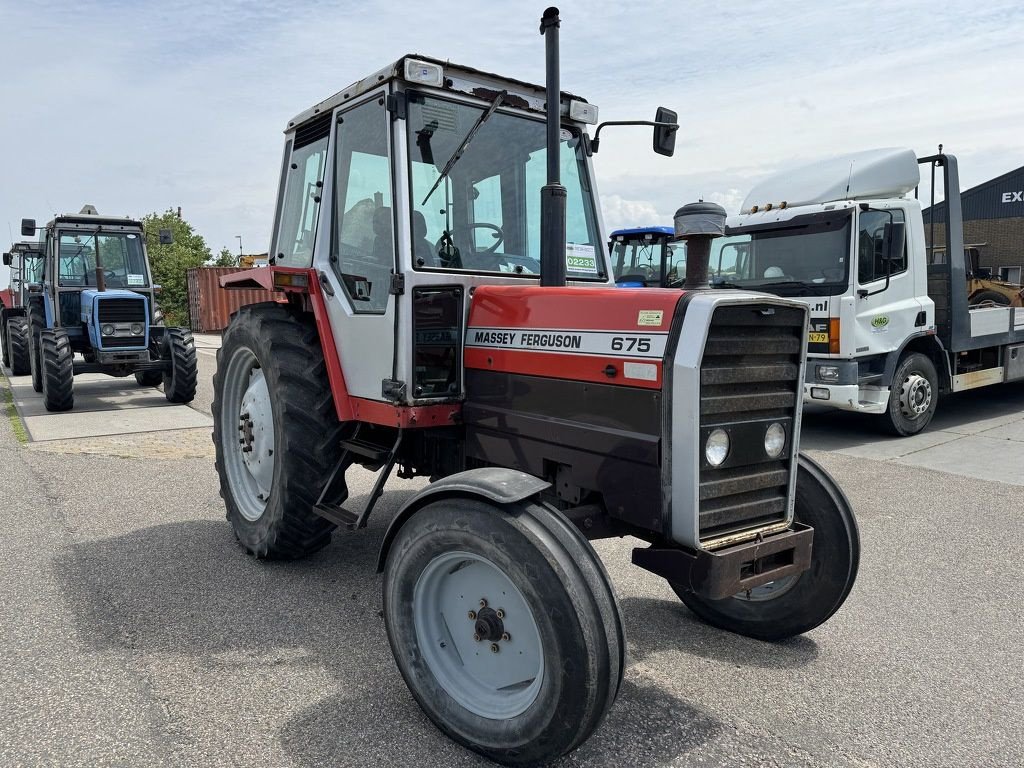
[698, 303, 805, 543]
[102, 335, 147, 349]
[98, 298, 146, 324]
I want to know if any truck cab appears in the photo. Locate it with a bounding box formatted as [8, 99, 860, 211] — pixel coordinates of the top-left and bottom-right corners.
[715, 148, 1024, 435]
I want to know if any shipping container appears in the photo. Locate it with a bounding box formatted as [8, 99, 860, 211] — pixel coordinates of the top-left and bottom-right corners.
[187, 267, 277, 332]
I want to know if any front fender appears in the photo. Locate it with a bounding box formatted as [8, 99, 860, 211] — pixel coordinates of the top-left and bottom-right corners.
[375, 467, 550, 572]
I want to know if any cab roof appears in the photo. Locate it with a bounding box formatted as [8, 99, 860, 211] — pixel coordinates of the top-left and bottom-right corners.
[610, 226, 674, 239]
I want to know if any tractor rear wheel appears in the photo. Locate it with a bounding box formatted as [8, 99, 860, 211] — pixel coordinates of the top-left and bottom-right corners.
[7, 317, 31, 375]
[28, 303, 45, 393]
[383, 497, 625, 766]
[40, 328, 74, 412]
[212, 303, 344, 559]
[161, 328, 198, 403]
[670, 454, 859, 641]
[1, 319, 9, 368]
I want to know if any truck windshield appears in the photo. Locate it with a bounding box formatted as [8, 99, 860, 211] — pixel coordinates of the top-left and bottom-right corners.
[58, 231, 150, 288]
[710, 210, 852, 295]
[406, 93, 603, 279]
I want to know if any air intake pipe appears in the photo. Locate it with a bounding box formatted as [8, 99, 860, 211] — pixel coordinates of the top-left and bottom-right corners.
[674, 201, 727, 290]
[539, 7, 566, 287]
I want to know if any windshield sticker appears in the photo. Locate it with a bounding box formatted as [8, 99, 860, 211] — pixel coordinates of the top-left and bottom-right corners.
[127, 274, 145, 286]
[566, 242, 598, 274]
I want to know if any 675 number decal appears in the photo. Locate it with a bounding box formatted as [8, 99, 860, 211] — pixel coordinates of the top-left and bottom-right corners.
[611, 336, 652, 353]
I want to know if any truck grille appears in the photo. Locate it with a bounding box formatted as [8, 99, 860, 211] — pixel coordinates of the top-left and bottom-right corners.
[697, 303, 805, 543]
[98, 298, 146, 324]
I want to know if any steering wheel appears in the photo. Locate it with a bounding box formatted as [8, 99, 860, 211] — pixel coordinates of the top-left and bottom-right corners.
[467, 222, 505, 254]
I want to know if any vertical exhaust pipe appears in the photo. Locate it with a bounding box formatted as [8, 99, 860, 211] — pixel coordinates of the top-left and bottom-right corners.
[539, 6, 566, 287]
[674, 201, 727, 290]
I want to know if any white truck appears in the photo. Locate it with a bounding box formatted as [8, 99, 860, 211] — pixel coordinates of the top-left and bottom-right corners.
[708, 148, 1024, 435]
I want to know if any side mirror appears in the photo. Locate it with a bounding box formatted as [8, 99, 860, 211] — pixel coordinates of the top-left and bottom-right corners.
[2, 252, 10, 266]
[21, 218, 36, 237]
[158, 229, 174, 245]
[884, 221, 905, 262]
[653, 107, 678, 157]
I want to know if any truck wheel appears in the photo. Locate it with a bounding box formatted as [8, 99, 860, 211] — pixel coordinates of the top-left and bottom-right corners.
[28, 304, 45, 393]
[383, 497, 624, 766]
[8, 317, 31, 375]
[212, 303, 344, 558]
[40, 328, 74, 412]
[162, 328, 198, 403]
[671, 454, 859, 641]
[882, 352, 938, 436]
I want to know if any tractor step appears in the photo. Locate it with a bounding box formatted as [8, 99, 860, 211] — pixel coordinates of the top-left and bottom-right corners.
[313, 429, 405, 531]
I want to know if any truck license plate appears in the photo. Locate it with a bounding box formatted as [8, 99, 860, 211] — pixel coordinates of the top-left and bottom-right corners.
[808, 332, 829, 343]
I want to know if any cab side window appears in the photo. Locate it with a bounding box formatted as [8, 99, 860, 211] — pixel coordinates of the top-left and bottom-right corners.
[858, 209, 906, 284]
[331, 97, 394, 313]
[274, 114, 332, 268]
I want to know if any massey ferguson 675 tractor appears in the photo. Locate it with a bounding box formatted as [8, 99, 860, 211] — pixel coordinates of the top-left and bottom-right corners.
[212, 9, 859, 765]
[19, 207, 197, 411]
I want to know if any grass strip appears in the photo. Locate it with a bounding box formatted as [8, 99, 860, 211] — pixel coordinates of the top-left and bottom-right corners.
[0, 372, 29, 444]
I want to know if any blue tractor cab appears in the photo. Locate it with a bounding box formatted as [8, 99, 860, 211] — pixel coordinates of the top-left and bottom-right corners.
[608, 226, 685, 287]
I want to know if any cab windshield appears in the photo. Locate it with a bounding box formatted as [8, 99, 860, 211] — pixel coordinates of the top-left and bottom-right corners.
[710, 210, 852, 296]
[406, 93, 603, 279]
[610, 234, 686, 286]
[58, 231, 150, 288]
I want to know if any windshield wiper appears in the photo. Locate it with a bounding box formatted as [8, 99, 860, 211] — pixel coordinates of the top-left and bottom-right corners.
[420, 90, 507, 206]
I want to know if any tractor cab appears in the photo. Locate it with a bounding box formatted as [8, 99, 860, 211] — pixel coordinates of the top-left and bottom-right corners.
[608, 226, 685, 286]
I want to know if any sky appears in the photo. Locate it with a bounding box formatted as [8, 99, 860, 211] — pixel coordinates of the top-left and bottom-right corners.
[2, 0, 1023, 287]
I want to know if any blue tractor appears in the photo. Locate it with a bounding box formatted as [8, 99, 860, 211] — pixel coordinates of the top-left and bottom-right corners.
[608, 226, 686, 287]
[20, 206, 198, 412]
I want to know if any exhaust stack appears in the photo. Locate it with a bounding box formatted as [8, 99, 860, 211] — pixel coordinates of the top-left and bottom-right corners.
[539, 6, 566, 287]
[674, 201, 727, 290]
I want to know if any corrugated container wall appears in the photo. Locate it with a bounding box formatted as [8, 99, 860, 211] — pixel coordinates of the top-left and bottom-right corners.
[187, 267, 277, 332]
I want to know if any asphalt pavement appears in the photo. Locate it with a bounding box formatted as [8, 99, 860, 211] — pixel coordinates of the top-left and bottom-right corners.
[1, 348, 1022, 767]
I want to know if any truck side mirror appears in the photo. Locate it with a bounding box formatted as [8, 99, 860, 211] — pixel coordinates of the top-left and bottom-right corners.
[158, 229, 174, 245]
[21, 218, 36, 237]
[2, 252, 10, 266]
[653, 107, 678, 157]
[884, 221, 905, 263]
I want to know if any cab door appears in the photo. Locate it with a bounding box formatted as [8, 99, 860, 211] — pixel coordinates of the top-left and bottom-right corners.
[313, 93, 398, 403]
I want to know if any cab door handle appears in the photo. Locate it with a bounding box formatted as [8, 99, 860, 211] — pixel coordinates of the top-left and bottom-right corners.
[318, 271, 335, 297]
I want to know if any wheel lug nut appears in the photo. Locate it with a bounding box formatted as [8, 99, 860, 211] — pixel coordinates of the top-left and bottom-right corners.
[473, 633, 481, 642]
[501, 632, 510, 642]
[479, 599, 487, 608]
[490, 643, 499, 653]
[467, 610, 476, 620]
[495, 609, 505, 619]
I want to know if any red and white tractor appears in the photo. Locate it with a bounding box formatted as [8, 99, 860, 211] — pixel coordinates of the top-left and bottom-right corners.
[212, 9, 858, 765]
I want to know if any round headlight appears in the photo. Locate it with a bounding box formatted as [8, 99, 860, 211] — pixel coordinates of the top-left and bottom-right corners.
[101, 324, 115, 336]
[130, 323, 144, 335]
[765, 422, 786, 458]
[705, 429, 730, 467]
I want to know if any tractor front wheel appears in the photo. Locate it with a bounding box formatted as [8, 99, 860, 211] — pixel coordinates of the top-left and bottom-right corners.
[135, 370, 163, 387]
[28, 303, 45, 393]
[671, 454, 859, 641]
[383, 497, 625, 766]
[212, 303, 344, 558]
[162, 328, 198, 403]
[7, 317, 31, 375]
[40, 328, 74, 412]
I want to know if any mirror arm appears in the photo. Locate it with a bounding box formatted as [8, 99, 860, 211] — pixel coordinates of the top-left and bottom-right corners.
[591, 120, 679, 153]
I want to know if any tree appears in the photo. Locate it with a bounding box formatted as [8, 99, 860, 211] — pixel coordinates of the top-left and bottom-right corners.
[142, 210, 212, 327]
[210, 247, 238, 267]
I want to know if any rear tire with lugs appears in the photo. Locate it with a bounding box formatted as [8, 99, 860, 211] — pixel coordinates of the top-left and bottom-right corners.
[40, 328, 74, 412]
[162, 328, 198, 403]
[212, 303, 344, 559]
[7, 317, 31, 375]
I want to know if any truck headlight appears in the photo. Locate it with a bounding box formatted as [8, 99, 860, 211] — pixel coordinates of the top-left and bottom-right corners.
[817, 365, 840, 381]
[101, 324, 115, 336]
[705, 429, 730, 467]
[130, 323, 144, 335]
[764, 423, 786, 458]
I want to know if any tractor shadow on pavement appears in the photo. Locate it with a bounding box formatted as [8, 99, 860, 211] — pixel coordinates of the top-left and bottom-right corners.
[53, 503, 737, 767]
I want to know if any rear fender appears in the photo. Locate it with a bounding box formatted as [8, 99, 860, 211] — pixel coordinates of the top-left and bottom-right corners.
[376, 468, 551, 572]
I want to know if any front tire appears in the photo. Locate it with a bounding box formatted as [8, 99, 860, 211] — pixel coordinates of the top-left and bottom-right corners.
[384, 497, 624, 766]
[135, 370, 163, 387]
[7, 317, 31, 375]
[212, 303, 344, 559]
[882, 352, 938, 436]
[162, 328, 198, 403]
[28, 302, 45, 393]
[40, 328, 74, 412]
[671, 454, 859, 641]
